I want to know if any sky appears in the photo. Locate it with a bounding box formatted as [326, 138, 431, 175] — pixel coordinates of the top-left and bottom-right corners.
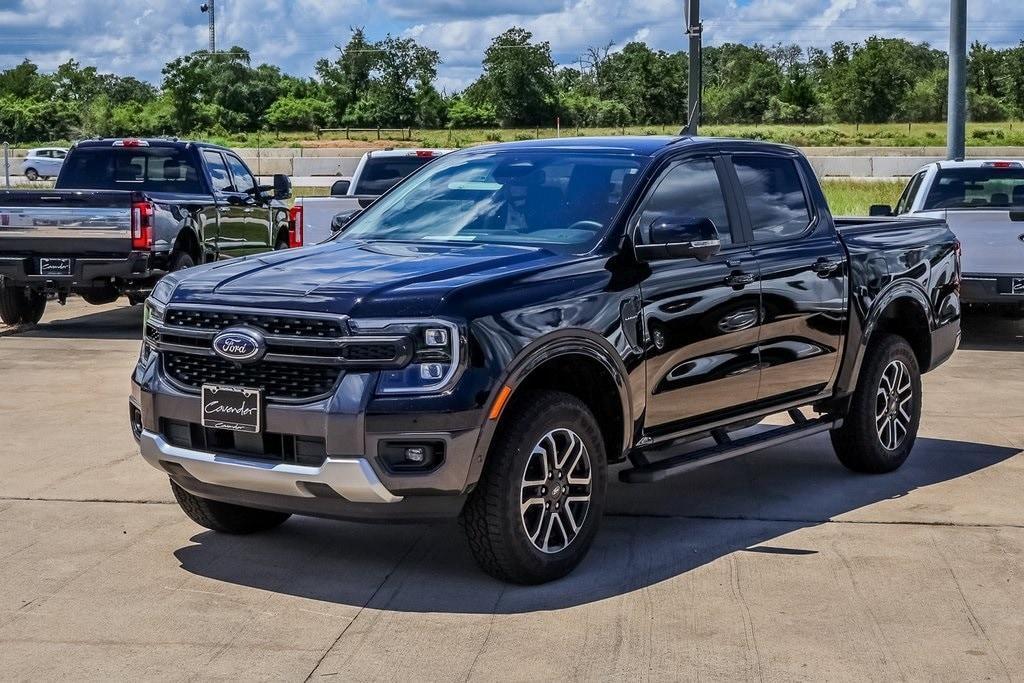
[1, 0, 1023, 92]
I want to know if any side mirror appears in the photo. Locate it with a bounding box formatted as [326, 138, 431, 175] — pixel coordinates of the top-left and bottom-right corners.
[331, 209, 361, 234]
[636, 215, 722, 262]
[869, 204, 893, 217]
[273, 173, 292, 200]
[330, 179, 351, 196]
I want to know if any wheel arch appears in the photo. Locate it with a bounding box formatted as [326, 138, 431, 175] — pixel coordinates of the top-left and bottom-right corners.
[468, 331, 634, 488]
[172, 226, 203, 264]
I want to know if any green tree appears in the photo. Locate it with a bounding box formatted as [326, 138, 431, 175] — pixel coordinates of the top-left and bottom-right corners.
[475, 27, 557, 126]
[265, 96, 334, 130]
[315, 28, 376, 122]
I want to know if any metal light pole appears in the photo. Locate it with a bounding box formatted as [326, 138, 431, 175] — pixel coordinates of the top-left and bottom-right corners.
[684, 0, 702, 136]
[200, 1, 216, 54]
[947, 0, 967, 160]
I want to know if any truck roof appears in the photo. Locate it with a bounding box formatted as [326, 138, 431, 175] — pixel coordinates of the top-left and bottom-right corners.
[73, 138, 234, 153]
[466, 135, 800, 157]
[933, 159, 1024, 170]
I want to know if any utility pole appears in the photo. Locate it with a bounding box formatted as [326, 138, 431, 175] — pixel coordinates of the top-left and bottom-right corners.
[684, 0, 702, 136]
[947, 0, 967, 160]
[201, 1, 216, 54]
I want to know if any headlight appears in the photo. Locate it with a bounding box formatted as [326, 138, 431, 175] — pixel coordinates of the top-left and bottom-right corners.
[349, 318, 462, 395]
[150, 277, 175, 306]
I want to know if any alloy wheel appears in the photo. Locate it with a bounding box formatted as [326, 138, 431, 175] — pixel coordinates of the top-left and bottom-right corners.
[519, 428, 592, 554]
[875, 359, 913, 451]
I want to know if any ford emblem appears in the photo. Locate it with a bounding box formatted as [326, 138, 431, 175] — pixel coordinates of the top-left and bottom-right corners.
[212, 327, 265, 363]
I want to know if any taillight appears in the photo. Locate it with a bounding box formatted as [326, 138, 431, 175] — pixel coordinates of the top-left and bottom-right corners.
[131, 201, 154, 250]
[414, 150, 435, 158]
[113, 139, 149, 148]
[288, 205, 303, 247]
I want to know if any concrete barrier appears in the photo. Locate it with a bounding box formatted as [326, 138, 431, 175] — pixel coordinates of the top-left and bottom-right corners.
[806, 156, 873, 178]
[293, 157, 361, 176]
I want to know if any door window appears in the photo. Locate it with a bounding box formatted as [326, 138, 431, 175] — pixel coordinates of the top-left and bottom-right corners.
[636, 158, 733, 246]
[895, 172, 925, 215]
[224, 154, 256, 195]
[733, 156, 812, 241]
[203, 150, 233, 192]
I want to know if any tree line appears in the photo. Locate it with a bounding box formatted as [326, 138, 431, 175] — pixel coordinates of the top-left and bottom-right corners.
[1, 27, 1024, 143]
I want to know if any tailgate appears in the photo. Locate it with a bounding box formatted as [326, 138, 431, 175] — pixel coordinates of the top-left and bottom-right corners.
[0, 190, 134, 256]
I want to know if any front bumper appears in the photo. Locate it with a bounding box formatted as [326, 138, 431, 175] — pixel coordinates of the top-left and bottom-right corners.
[139, 430, 401, 503]
[961, 274, 1024, 304]
[131, 353, 484, 522]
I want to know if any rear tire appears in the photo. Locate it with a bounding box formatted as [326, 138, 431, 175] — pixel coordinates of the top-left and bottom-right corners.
[169, 251, 195, 272]
[170, 480, 291, 534]
[24, 168, 38, 181]
[462, 390, 606, 584]
[0, 283, 46, 325]
[831, 334, 921, 473]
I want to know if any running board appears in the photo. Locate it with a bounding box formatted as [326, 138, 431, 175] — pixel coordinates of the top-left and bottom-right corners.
[619, 413, 841, 484]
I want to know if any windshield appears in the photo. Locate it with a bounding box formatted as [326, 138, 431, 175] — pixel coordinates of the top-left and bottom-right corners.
[56, 147, 203, 193]
[353, 156, 436, 195]
[923, 167, 1024, 210]
[338, 150, 646, 252]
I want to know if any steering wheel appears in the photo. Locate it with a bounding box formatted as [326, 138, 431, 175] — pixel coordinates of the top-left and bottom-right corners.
[565, 220, 603, 232]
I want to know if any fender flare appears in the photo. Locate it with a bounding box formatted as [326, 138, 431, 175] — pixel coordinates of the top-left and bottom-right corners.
[843, 280, 936, 393]
[465, 330, 635, 488]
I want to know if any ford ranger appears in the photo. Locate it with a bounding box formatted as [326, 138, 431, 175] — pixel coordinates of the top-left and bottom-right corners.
[130, 137, 961, 584]
[0, 138, 294, 325]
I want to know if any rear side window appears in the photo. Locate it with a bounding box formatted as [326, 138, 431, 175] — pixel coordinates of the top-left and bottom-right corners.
[57, 147, 203, 193]
[733, 156, 812, 241]
[637, 157, 733, 246]
[202, 151, 233, 192]
[353, 156, 433, 195]
[923, 166, 1024, 209]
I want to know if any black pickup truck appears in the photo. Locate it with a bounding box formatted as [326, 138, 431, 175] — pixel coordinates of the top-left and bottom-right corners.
[0, 138, 295, 325]
[130, 137, 961, 584]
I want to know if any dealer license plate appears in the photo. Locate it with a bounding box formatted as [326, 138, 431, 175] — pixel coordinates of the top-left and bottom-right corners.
[201, 385, 263, 433]
[39, 257, 72, 276]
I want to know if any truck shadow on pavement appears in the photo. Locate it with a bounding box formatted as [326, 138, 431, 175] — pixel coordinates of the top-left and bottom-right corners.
[2, 302, 143, 340]
[174, 435, 1019, 614]
[958, 311, 1024, 351]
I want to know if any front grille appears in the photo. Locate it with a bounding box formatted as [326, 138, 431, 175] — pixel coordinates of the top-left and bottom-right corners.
[165, 309, 345, 338]
[161, 418, 327, 466]
[163, 352, 341, 401]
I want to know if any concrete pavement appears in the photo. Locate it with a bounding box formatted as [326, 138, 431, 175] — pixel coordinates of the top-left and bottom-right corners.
[0, 300, 1022, 680]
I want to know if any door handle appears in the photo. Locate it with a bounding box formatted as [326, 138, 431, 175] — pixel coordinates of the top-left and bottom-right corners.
[244, 208, 255, 214]
[812, 258, 842, 276]
[725, 271, 756, 287]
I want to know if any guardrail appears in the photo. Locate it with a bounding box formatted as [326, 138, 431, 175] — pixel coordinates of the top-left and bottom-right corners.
[314, 126, 412, 141]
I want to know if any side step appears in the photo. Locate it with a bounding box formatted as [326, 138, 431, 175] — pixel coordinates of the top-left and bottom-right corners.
[619, 412, 841, 483]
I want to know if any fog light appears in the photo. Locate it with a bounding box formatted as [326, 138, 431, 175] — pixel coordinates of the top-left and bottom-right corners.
[420, 363, 444, 380]
[424, 328, 448, 346]
[405, 447, 426, 463]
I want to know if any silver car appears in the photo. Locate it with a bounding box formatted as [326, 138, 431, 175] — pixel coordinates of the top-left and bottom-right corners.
[890, 160, 1024, 311]
[20, 147, 68, 181]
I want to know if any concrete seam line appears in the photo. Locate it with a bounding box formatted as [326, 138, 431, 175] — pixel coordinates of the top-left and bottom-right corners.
[605, 512, 1024, 529]
[0, 496, 175, 505]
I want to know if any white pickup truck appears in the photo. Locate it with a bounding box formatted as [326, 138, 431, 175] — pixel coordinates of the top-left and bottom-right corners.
[291, 148, 451, 245]
[881, 159, 1024, 314]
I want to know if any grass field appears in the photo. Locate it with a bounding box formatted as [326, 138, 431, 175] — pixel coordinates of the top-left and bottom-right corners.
[290, 179, 906, 218]
[181, 121, 1024, 150]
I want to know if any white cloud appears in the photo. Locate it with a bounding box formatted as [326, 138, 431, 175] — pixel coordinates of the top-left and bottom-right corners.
[0, 0, 1021, 90]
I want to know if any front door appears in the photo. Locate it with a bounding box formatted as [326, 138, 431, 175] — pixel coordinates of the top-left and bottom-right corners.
[223, 152, 273, 255]
[727, 153, 848, 402]
[637, 156, 762, 437]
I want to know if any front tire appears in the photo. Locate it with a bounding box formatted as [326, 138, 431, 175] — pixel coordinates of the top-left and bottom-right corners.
[170, 480, 291, 534]
[831, 334, 922, 473]
[462, 390, 606, 584]
[0, 283, 46, 325]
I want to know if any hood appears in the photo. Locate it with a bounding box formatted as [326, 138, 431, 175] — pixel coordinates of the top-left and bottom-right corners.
[918, 210, 1024, 274]
[170, 239, 563, 317]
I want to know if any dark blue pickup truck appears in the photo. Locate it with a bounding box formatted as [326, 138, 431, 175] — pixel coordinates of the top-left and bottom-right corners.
[0, 138, 295, 325]
[131, 136, 961, 583]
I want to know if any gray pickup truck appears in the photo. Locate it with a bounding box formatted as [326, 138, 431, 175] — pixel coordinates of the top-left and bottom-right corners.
[0, 138, 294, 325]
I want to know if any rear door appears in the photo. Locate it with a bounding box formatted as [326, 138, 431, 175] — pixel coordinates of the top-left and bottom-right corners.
[637, 155, 762, 436]
[224, 152, 273, 254]
[727, 153, 848, 402]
